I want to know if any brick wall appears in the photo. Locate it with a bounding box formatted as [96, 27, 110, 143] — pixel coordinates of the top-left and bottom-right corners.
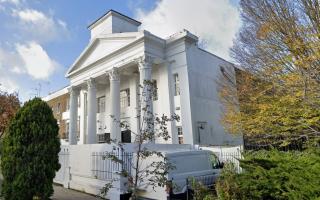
[46, 93, 69, 139]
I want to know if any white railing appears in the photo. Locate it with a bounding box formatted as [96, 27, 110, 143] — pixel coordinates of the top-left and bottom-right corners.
[91, 151, 133, 180]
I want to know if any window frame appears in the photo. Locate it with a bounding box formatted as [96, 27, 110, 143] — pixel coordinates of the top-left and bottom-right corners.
[120, 88, 130, 109]
[97, 96, 106, 113]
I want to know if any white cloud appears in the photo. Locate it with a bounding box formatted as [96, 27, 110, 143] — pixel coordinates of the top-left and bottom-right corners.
[15, 41, 58, 79]
[0, 0, 20, 5]
[12, 8, 69, 43]
[13, 8, 46, 22]
[0, 77, 19, 94]
[0, 47, 23, 71]
[136, 0, 241, 60]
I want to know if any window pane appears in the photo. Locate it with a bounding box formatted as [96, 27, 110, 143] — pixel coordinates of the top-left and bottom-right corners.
[174, 74, 180, 96]
[120, 89, 130, 108]
[177, 127, 183, 135]
[177, 126, 183, 144]
[153, 80, 158, 101]
[97, 96, 106, 113]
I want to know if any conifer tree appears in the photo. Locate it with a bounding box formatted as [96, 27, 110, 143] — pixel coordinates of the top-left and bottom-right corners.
[1, 98, 60, 200]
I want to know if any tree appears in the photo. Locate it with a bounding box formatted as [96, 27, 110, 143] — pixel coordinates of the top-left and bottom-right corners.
[100, 80, 179, 200]
[1, 98, 61, 200]
[220, 0, 320, 147]
[0, 90, 20, 137]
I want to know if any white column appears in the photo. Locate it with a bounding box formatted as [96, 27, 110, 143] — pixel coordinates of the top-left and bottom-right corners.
[68, 86, 79, 145]
[130, 73, 140, 142]
[138, 56, 154, 143]
[166, 61, 178, 144]
[108, 68, 121, 142]
[87, 78, 97, 144]
[79, 90, 87, 144]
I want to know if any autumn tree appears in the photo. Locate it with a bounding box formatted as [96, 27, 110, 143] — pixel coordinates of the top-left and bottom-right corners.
[0, 90, 20, 137]
[220, 0, 320, 147]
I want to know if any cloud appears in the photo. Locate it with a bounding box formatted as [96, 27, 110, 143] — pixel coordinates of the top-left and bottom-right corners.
[0, 47, 23, 70]
[11, 8, 69, 43]
[13, 8, 45, 22]
[0, 0, 20, 5]
[0, 76, 19, 93]
[136, 0, 241, 60]
[15, 41, 58, 79]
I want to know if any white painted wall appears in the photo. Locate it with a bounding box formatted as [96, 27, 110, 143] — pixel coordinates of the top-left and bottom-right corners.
[165, 38, 194, 145]
[186, 45, 243, 146]
[90, 13, 139, 39]
[54, 144, 195, 199]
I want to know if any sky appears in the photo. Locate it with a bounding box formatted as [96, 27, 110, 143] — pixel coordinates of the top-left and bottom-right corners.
[0, 0, 241, 102]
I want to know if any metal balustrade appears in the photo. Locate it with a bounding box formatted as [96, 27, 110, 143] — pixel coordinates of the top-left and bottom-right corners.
[91, 151, 133, 180]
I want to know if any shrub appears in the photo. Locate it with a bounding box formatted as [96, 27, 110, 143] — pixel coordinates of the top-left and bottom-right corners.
[216, 149, 320, 200]
[215, 162, 241, 200]
[1, 98, 61, 200]
[189, 177, 214, 200]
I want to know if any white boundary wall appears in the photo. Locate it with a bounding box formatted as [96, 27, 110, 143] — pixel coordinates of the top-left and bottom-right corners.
[54, 143, 194, 200]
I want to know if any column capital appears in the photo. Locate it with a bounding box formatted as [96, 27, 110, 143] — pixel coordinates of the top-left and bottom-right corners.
[136, 55, 155, 70]
[165, 59, 176, 65]
[107, 67, 120, 81]
[86, 78, 96, 89]
[68, 86, 80, 94]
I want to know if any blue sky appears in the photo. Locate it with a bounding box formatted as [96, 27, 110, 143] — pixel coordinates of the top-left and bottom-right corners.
[0, 0, 240, 102]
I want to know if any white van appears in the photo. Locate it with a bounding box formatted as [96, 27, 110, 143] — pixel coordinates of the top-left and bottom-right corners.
[137, 150, 223, 200]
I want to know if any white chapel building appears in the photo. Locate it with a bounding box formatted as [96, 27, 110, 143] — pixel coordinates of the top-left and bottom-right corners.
[44, 10, 242, 147]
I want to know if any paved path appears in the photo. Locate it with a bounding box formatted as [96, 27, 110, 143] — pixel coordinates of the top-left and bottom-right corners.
[52, 185, 101, 200]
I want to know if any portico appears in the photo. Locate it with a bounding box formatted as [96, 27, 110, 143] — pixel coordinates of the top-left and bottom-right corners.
[67, 56, 155, 145]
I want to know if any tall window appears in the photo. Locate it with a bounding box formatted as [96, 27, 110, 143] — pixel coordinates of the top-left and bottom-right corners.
[97, 96, 106, 113]
[174, 73, 180, 96]
[177, 126, 184, 144]
[66, 98, 70, 111]
[120, 89, 130, 109]
[152, 80, 158, 101]
[57, 103, 61, 113]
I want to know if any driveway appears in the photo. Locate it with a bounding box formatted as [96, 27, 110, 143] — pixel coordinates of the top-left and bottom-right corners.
[52, 185, 101, 200]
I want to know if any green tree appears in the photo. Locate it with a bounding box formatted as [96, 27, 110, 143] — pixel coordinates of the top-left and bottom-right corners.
[1, 98, 60, 200]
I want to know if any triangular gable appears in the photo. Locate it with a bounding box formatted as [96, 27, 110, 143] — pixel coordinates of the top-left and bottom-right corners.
[66, 33, 141, 77]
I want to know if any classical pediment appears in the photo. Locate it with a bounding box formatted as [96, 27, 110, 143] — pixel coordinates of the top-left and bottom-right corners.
[66, 33, 141, 77]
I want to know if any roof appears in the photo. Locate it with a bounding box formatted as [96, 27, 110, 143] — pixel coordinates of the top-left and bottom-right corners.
[42, 86, 69, 102]
[87, 9, 141, 30]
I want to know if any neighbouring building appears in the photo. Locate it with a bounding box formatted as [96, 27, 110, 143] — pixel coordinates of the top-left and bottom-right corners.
[43, 10, 242, 147]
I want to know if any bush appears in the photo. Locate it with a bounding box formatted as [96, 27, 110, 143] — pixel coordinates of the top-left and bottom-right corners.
[216, 149, 320, 200]
[1, 98, 61, 200]
[215, 162, 241, 200]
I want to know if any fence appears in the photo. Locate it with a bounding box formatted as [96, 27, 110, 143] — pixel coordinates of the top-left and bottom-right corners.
[216, 150, 242, 173]
[91, 150, 133, 180]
